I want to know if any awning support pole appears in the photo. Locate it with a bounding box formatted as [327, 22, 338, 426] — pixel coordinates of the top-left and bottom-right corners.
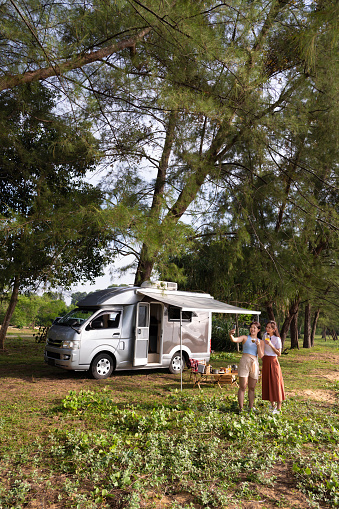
[236, 314, 239, 352]
[180, 310, 183, 391]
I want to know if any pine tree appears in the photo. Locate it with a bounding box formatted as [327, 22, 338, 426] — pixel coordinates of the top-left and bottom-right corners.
[0, 84, 111, 349]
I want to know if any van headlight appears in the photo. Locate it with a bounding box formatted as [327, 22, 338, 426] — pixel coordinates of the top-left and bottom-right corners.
[62, 340, 78, 349]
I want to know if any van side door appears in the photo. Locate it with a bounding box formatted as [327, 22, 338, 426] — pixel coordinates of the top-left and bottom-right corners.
[133, 302, 149, 366]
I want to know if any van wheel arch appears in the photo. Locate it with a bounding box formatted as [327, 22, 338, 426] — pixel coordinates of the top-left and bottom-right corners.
[90, 352, 116, 380]
[169, 351, 188, 374]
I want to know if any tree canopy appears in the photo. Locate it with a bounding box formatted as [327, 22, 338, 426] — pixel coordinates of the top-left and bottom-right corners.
[0, 83, 112, 348]
[0, 0, 338, 341]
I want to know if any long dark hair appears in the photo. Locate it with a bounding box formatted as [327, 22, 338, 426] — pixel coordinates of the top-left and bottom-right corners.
[266, 320, 280, 337]
[251, 321, 261, 340]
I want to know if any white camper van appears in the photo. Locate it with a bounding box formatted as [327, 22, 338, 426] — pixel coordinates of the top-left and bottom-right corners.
[44, 281, 260, 379]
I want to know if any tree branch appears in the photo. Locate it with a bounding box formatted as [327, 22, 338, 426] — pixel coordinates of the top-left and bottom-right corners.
[0, 28, 151, 92]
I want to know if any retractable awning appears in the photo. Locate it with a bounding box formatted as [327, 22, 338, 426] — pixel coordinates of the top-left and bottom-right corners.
[137, 289, 260, 315]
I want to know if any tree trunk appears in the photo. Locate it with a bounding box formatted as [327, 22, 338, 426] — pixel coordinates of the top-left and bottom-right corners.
[0, 276, 20, 350]
[266, 301, 275, 321]
[311, 308, 320, 347]
[134, 111, 177, 286]
[322, 327, 327, 341]
[280, 297, 300, 348]
[303, 301, 311, 348]
[134, 4, 289, 285]
[274, 139, 304, 233]
[134, 247, 154, 286]
[290, 309, 299, 349]
[280, 319, 289, 349]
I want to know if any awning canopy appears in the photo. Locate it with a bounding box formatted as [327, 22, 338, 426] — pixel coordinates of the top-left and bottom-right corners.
[137, 289, 260, 315]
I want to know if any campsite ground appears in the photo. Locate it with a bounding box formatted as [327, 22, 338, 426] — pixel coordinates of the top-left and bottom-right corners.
[0, 329, 338, 509]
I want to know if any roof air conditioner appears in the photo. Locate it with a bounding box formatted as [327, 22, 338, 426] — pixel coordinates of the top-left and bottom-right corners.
[140, 281, 178, 291]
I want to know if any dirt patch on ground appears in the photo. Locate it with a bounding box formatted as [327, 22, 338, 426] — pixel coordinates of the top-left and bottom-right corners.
[285, 351, 339, 405]
[240, 461, 321, 509]
[297, 389, 338, 404]
[302, 351, 339, 362]
[142, 460, 325, 509]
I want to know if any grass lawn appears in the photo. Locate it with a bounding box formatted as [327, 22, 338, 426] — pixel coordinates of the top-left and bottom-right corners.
[0, 331, 338, 509]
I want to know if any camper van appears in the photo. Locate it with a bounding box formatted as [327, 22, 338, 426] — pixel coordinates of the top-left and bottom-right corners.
[44, 281, 260, 379]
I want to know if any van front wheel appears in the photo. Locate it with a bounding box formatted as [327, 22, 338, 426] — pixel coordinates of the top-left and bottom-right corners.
[169, 352, 184, 374]
[90, 353, 114, 379]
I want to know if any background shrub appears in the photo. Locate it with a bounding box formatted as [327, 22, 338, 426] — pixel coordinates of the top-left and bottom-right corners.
[211, 316, 250, 351]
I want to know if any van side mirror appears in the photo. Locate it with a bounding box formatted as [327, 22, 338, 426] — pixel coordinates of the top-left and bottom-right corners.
[69, 318, 80, 326]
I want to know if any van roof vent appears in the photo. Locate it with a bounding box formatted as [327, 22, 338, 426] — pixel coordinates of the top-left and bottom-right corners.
[140, 280, 178, 291]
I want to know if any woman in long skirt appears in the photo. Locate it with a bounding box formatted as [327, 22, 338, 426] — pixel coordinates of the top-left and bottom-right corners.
[258, 321, 285, 414]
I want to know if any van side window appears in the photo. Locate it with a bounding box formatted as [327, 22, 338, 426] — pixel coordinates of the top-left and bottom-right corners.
[90, 312, 121, 330]
[168, 306, 192, 322]
[138, 305, 148, 327]
[106, 312, 121, 328]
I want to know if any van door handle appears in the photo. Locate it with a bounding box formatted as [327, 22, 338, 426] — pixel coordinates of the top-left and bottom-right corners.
[112, 333, 120, 336]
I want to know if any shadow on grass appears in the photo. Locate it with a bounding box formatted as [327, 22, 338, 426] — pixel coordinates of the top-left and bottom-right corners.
[0, 336, 239, 401]
[0, 348, 193, 392]
[0, 335, 196, 388]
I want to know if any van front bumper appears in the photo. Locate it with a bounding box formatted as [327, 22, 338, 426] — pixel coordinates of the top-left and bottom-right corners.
[44, 349, 89, 371]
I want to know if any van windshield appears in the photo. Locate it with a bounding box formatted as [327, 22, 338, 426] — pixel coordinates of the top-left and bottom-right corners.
[57, 308, 95, 327]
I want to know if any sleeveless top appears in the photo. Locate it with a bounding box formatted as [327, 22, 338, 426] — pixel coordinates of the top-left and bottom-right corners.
[242, 335, 258, 356]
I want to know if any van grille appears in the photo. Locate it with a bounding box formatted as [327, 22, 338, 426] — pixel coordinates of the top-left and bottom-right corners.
[47, 338, 62, 348]
[46, 351, 61, 360]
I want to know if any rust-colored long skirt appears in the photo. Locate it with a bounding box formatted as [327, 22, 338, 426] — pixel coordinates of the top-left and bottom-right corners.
[261, 356, 285, 402]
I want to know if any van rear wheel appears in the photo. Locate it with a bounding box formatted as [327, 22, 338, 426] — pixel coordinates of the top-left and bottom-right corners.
[169, 352, 184, 374]
[90, 353, 114, 379]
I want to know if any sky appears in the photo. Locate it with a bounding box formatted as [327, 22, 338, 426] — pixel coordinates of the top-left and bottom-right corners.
[59, 170, 136, 304]
[62, 257, 136, 305]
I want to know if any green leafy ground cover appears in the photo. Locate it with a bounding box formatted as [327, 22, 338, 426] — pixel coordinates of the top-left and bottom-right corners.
[0, 334, 338, 508]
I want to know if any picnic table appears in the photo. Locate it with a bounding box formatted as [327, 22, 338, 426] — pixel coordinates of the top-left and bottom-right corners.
[193, 371, 239, 390]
